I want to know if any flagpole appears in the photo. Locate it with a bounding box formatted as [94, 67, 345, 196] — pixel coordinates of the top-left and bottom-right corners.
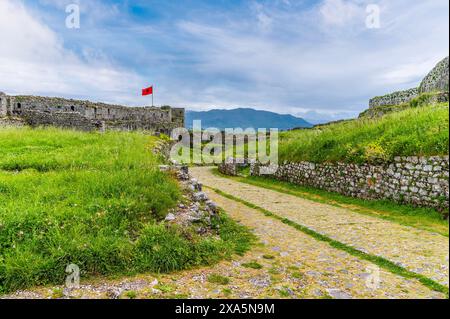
[152, 84, 154, 107]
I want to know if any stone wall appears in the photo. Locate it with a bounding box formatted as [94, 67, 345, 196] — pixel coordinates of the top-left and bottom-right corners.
[419, 56, 449, 93]
[218, 162, 239, 176]
[0, 116, 25, 128]
[369, 88, 419, 108]
[21, 110, 100, 131]
[0, 92, 6, 116]
[0, 92, 185, 134]
[248, 156, 449, 212]
[367, 56, 449, 110]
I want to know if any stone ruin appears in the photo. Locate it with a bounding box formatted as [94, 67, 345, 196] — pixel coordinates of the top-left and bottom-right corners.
[0, 92, 185, 135]
[366, 56, 449, 111]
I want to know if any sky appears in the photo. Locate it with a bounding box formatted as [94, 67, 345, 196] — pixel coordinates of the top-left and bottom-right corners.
[0, 0, 448, 121]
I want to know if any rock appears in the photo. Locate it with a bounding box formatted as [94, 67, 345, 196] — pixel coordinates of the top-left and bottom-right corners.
[327, 289, 352, 299]
[106, 288, 122, 299]
[188, 214, 203, 223]
[205, 200, 219, 213]
[193, 192, 208, 202]
[250, 276, 271, 288]
[165, 213, 176, 221]
[158, 165, 169, 172]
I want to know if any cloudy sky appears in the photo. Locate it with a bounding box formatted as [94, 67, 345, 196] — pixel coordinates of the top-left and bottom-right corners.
[0, 0, 448, 121]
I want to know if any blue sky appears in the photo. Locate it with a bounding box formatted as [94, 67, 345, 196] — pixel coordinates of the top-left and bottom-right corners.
[0, 0, 448, 121]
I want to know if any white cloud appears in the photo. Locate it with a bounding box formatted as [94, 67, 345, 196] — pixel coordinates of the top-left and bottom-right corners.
[0, 0, 144, 105]
[0, 0, 448, 116]
[171, 0, 448, 114]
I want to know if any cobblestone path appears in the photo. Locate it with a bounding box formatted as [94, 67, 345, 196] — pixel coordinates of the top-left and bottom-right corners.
[190, 167, 449, 287]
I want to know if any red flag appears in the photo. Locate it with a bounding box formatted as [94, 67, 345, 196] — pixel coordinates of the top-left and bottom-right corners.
[142, 86, 153, 96]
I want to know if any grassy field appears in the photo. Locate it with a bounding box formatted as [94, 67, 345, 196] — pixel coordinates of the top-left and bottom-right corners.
[279, 103, 449, 164]
[0, 127, 253, 294]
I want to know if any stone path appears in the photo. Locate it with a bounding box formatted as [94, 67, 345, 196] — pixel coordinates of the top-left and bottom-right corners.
[190, 167, 449, 287]
[4, 187, 445, 299]
[3, 166, 447, 299]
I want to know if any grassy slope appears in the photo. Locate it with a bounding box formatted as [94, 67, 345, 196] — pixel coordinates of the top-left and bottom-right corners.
[279, 103, 449, 164]
[0, 127, 253, 293]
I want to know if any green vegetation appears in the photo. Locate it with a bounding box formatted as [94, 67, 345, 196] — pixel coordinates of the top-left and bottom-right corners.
[291, 271, 304, 279]
[277, 286, 293, 298]
[213, 170, 448, 236]
[279, 103, 448, 164]
[187, 102, 448, 165]
[207, 274, 230, 285]
[359, 92, 447, 118]
[50, 287, 64, 299]
[241, 261, 263, 269]
[124, 290, 138, 299]
[208, 186, 449, 296]
[0, 127, 253, 294]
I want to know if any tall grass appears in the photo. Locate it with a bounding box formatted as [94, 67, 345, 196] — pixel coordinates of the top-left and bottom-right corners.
[0, 127, 252, 293]
[279, 103, 449, 163]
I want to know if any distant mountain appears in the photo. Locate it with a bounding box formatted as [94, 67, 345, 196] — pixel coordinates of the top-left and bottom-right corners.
[185, 108, 312, 130]
[297, 110, 358, 125]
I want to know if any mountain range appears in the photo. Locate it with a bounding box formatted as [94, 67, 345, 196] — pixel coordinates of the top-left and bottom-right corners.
[185, 108, 313, 131]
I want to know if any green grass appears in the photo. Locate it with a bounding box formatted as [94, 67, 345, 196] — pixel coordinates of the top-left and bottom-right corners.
[124, 290, 138, 299]
[241, 261, 263, 269]
[207, 274, 230, 285]
[279, 103, 449, 164]
[213, 169, 449, 236]
[0, 127, 254, 294]
[207, 186, 449, 296]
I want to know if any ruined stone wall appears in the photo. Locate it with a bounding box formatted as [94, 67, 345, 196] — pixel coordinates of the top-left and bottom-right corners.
[0, 117, 25, 128]
[218, 162, 239, 176]
[0, 93, 185, 134]
[0, 92, 7, 116]
[248, 156, 450, 211]
[419, 56, 449, 93]
[369, 88, 419, 108]
[368, 56, 449, 110]
[21, 110, 100, 131]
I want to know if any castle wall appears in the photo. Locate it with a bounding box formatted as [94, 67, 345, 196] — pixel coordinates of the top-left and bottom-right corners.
[1, 93, 185, 134]
[419, 56, 449, 93]
[0, 92, 6, 116]
[368, 57, 449, 110]
[369, 88, 419, 108]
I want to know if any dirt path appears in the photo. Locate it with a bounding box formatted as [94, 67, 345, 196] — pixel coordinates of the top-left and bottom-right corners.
[4, 186, 445, 299]
[190, 167, 449, 287]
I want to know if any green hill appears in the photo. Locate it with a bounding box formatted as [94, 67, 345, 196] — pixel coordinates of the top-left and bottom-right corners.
[279, 103, 449, 164]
